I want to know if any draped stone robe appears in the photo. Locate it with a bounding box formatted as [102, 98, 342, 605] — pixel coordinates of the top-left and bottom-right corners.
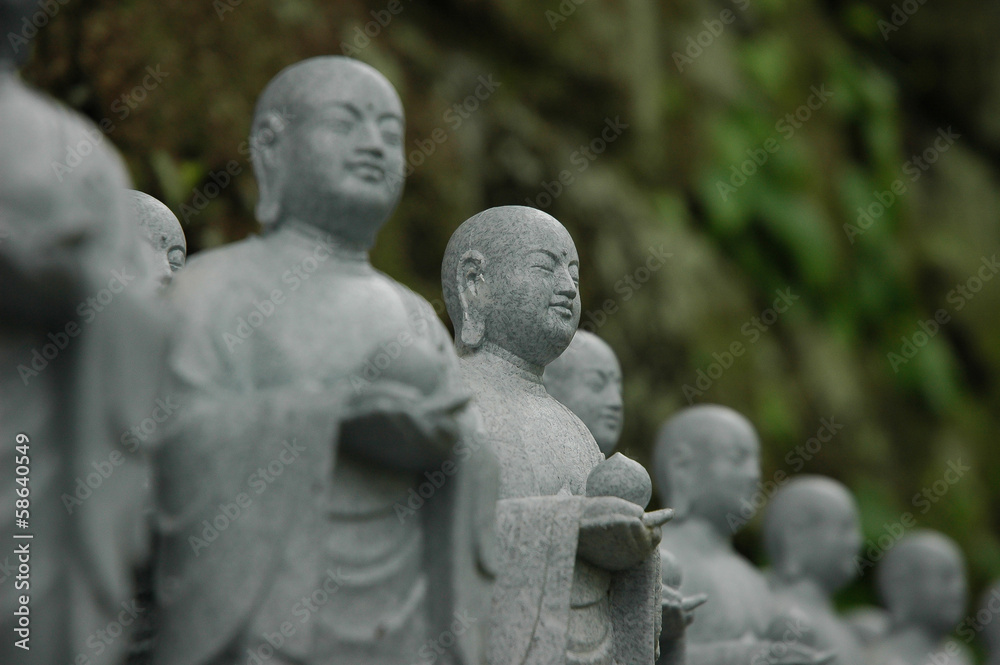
[460, 350, 659, 665]
[153, 223, 495, 665]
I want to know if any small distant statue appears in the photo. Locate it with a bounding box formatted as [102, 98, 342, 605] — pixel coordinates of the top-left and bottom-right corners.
[1, 2, 169, 663]
[441, 205, 670, 665]
[544, 329, 706, 663]
[653, 404, 832, 665]
[868, 530, 971, 665]
[128, 190, 186, 287]
[763, 476, 866, 665]
[843, 607, 890, 647]
[978, 581, 1000, 665]
[543, 329, 624, 457]
[152, 56, 495, 665]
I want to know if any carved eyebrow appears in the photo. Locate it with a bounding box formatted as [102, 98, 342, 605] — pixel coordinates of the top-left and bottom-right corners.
[378, 112, 403, 123]
[333, 102, 362, 119]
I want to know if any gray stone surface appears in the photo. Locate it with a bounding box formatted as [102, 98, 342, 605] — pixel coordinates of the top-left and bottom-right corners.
[763, 476, 865, 665]
[868, 530, 972, 665]
[441, 205, 666, 665]
[0, 4, 169, 662]
[152, 56, 495, 665]
[978, 582, 1000, 665]
[653, 404, 831, 665]
[128, 190, 186, 287]
[543, 330, 623, 457]
[843, 607, 890, 647]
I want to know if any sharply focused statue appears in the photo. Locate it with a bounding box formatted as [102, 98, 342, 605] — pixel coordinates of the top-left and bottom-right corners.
[868, 530, 971, 665]
[0, 2, 168, 662]
[442, 205, 669, 665]
[763, 476, 865, 665]
[544, 329, 706, 663]
[129, 190, 186, 287]
[153, 56, 495, 665]
[543, 330, 624, 457]
[653, 405, 832, 665]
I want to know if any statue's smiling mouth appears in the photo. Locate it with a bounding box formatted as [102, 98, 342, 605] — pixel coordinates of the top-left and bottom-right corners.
[549, 300, 574, 317]
[347, 160, 386, 182]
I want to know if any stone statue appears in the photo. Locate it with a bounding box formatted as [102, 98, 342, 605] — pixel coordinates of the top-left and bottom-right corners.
[867, 530, 971, 665]
[843, 607, 890, 647]
[543, 330, 624, 457]
[441, 205, 670, 665]
[128, 190, 187, 287]
[978, 581, 1000, 665]
[152, 56, 495, 665]
[653, 404, 832, 665]
[0, 2, 169, 662]
[763, 476, 865, 665]
[544, 329, 706, 662]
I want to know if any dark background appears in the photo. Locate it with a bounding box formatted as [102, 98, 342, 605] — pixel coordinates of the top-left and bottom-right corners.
[20, 0, 1000, 641]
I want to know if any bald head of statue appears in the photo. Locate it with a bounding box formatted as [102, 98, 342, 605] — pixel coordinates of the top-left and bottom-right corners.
[763, 475, 862, 594]
[544, 330, 623, 456]
[1, 0, 36, 68]
[250, 56, 405, 248]
[876, 530, 966, 638]
[652, 404, 761, 532]
[442, 205, 580, 368]
[129, 190, 186, 288]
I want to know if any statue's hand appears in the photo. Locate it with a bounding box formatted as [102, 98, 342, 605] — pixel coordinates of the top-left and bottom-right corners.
[661, 587, 708, 639]
[577, 496, 665, 570]
[340, 380, 470, 466]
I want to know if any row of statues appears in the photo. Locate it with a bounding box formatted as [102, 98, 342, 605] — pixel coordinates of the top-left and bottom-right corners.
[0, 8, 993, 664]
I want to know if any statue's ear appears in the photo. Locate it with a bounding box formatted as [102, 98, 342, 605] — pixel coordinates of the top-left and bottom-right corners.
[457, 250, 488, 348]
[251, 111, 287, 227]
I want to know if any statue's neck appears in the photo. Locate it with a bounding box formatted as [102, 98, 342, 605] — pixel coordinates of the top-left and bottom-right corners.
[467, 343, 544, 384]
[274, 218, 370, 264]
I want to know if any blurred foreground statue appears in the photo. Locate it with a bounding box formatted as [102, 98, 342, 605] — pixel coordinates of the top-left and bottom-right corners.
[442, 206, 668, 665]
[653, 405, 832, 665]
[128, 190, 186, 288]
[152, 56, 495, 665]
[868, 530, 971, 665]
[544, 329, 706, 663]
[764, 476, 865, 665]
[0, 1, 169, 662]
